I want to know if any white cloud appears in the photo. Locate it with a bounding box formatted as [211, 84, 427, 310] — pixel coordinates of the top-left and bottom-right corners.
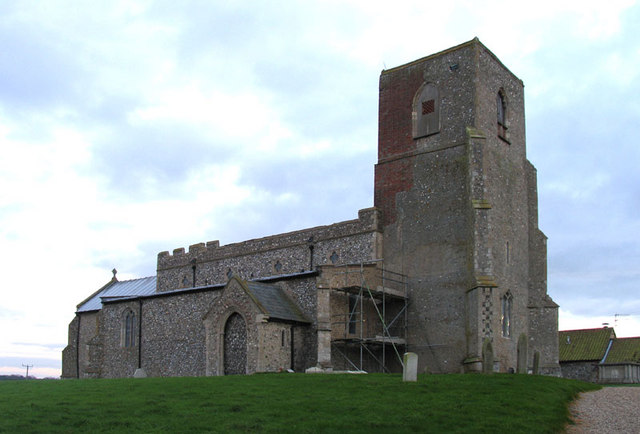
[560, 308, 640, 338]
[1, 1, 639, 378]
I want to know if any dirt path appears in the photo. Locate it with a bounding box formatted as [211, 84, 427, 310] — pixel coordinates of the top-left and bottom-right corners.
[566, 387, 640, 433]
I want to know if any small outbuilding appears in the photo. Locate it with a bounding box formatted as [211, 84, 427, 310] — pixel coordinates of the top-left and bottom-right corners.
[559, 327, 640, 383]
[598, 337, 640, 384]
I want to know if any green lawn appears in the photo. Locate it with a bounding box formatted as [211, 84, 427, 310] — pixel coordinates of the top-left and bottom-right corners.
[0, 373, 599, 433]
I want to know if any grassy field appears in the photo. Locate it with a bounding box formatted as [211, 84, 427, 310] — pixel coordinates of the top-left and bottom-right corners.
[0, 373, 598, 433]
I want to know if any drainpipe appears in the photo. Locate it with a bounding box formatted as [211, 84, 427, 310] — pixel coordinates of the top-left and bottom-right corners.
[290, 326, 295, 370]
[307, 237, 315, 270]
[600, 337, 614, 364]
[191, 258, 197, 287]
[138, 299, 143, 369]
[76, 313, 81, 379]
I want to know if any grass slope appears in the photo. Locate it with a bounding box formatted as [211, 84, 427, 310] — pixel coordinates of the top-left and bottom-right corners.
[0, 374, 598, 433]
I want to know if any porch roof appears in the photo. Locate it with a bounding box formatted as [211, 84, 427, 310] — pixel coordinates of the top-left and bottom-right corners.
[245, 281, 310, 324]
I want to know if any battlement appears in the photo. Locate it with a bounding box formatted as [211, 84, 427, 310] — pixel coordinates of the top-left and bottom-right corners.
[155, 208, 382, 292]
[158, 240, 221, 259]
[158, 208, 379, 263]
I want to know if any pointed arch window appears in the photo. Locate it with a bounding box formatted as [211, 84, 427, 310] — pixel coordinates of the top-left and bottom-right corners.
[123, 310, 136, 348]
[497, 90, 508, 140]
[501, 292, 513, 338]
[413, 83, 440, 138]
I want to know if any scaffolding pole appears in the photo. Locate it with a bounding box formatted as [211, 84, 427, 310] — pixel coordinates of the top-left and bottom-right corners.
[329, 260, 408, 373]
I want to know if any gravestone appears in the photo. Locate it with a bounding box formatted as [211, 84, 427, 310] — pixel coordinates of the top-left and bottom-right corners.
[533, 351, 540, 375]
[482, 339, 494, 374]
[403, 352, 418, 382]
[517, 333, 528, 374]
[133, 368, 147, 378]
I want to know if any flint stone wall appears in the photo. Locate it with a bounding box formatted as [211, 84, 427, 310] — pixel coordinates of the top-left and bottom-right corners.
[61, 316, 79, 379]
[257, 322, 291, 372]
[375, 39, 558, 374]
[224, 312, 247, 375]
[99, 290, 219, 378]
[156, 208, 381, 292]
[78, 273, 318, 378]
[561, 361, 600, 383]
[62, 311, 102, 379]
[204, 278, 267, 375]
[269, 276, 318, 370]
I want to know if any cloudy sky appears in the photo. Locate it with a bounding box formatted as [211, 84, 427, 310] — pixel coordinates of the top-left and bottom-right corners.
[1, 0, 638, 378]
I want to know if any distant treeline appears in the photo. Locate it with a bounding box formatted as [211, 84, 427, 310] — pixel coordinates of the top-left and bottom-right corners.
[0, 375, 59, 381]
[0, 375, 34, 381]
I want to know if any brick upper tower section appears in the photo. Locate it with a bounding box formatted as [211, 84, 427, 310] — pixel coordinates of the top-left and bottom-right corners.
[374, 38, 486, 226]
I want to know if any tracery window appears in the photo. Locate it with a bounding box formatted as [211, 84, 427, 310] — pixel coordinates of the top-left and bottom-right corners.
[123, 310, 136, 348]
[502, 292, 513, 338]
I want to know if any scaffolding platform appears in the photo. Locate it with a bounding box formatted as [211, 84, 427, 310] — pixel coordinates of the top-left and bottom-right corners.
[332, 285, 407, 300]
[333, 336, 407, 346]
[322, 260, 409, 373]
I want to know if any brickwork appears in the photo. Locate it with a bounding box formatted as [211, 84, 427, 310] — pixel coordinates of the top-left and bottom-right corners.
[374, 158, 414, 226]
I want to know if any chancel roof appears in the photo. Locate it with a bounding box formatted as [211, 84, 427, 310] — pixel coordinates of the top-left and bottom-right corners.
[558, 327, 616, 362]
[77, 276, 157, 313]
[244, 281, 310, 324]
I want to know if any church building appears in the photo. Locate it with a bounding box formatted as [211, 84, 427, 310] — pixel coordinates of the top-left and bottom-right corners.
[62, 39, 560, 378]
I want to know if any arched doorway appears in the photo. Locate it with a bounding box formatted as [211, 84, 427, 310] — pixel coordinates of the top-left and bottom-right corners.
[223, 313, 247, 375]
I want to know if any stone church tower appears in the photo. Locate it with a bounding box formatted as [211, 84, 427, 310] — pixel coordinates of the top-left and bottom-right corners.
[374, 38, 559, 374]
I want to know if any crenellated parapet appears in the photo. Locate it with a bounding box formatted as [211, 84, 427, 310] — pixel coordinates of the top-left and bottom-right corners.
[156, 208, 382, 292]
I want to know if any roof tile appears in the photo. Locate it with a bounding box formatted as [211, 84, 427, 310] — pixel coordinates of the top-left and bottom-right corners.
[558, 327, 615, 362]
[246, 281, 309, 323]
[603, 337, 640, 364]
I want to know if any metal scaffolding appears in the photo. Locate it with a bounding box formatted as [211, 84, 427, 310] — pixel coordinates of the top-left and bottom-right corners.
[329, 260, 409, 373]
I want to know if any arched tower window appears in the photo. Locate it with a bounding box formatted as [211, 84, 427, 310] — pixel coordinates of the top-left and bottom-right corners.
[501, 291, 513, 338]
[497, 90, 507, 139]
[123, 310, 136, 348]
[412, 83, 440, 138]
